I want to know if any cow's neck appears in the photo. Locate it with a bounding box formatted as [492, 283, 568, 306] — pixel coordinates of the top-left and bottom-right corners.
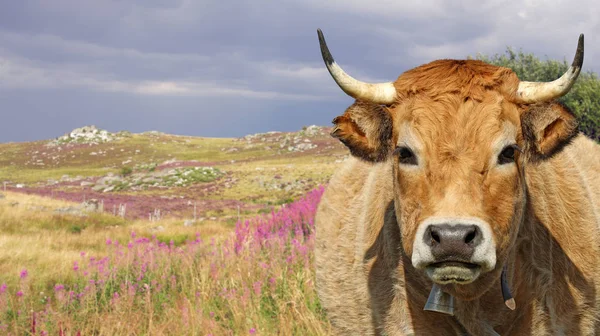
[455, 159, 600, 335]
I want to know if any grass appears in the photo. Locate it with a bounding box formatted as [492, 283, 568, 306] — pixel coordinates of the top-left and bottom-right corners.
[0, 126, 346, 223]
[0, 126, 345, 334]
[0, 187, 331, 335]
[0, 191, 232, 291]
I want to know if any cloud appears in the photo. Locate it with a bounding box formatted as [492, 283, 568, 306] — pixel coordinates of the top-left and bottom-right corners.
[1, 0, 600, 143]
[0, 53, 332, 101]
[0, 30, 338, 101]
[301, 0, 599, 72]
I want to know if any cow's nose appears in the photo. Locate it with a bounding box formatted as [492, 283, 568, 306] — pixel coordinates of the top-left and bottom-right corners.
[425, 224, 482, 261]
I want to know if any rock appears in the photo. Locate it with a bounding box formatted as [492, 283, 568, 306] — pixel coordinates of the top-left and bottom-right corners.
[92, 185, 105, 192]
[183, 220, 196, 227]
[80, 181, 94, 187]
[96, 176, 121, 185]
[47, 125, 120, 146]
[54, 206, 86, 216]
[151, 226, 165, 232]
[82, 199, 102, 212]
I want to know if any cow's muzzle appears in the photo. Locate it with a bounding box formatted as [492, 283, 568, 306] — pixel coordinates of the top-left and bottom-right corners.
[412, 217, 496, 284]
[425, 224, 482, 284]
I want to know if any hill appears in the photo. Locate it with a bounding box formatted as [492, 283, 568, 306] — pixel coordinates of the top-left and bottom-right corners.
[0, 125, 344, 334]
[0, 125, 347, 226]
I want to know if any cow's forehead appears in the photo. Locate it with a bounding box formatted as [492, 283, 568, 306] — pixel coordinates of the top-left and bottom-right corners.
[392, 59, 521, 101]
[392, 91, 522, 155]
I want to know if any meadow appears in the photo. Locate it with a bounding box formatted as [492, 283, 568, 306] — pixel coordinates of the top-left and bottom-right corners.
[0, 125, 343, 335]
[0, 187, 330, 335]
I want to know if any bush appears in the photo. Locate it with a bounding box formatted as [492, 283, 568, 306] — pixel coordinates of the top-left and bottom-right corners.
[120, 166, 133, 177]
[471, 48, 600, 141]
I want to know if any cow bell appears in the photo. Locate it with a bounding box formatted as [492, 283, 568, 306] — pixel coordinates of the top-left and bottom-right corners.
[424, 284, 454, 316]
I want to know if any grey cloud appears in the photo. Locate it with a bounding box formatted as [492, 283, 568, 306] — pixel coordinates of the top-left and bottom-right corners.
[1, 0, 599, 143]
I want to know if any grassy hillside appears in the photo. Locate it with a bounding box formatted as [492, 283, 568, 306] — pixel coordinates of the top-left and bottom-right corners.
[0, 125, 345, 335]
[0, 125, 347, 227]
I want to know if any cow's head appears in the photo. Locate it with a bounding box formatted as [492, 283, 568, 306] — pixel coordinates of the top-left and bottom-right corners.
[318, 29, 583, 300]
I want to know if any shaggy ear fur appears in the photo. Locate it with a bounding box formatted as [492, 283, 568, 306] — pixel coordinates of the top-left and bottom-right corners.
[331, 100, 394, 162]
[521, 101, 579, 162]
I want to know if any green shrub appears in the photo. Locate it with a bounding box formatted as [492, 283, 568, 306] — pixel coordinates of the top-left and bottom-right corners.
[120, 166, 133, 177]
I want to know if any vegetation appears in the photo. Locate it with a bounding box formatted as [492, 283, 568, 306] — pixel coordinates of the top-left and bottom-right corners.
[472, 48, 600, 141]
[0, 188, 330, 335]
[119, 166, 133, 177]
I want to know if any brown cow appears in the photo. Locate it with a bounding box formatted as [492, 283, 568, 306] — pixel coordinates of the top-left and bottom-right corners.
[314, 29, 600, 335]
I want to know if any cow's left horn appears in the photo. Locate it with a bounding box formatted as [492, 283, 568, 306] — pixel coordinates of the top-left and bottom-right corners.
[317, 29, 397, 105]
[514, 34, 584, 104]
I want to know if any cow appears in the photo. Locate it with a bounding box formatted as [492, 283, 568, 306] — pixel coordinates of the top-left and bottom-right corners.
[314, 28, 600, 336]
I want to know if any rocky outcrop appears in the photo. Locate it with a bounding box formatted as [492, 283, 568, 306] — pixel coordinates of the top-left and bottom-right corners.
[47, 125, 128, 146]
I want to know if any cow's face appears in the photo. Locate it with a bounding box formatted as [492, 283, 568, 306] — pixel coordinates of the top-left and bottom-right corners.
[318, 29, 583, 300]
[332, 91, 577, 298]
[390, 92, 526, 299]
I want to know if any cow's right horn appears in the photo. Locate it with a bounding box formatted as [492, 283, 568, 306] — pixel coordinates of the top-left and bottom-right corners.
[317, 29, 397, 105]
[514, 34, 584, 104]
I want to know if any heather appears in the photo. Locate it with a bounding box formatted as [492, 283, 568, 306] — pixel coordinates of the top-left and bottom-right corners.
[0, 186, 331, 335]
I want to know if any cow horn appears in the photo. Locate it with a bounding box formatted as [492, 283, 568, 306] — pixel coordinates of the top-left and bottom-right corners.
[317, 29, 397, 104]
[514, 34, 584, 103]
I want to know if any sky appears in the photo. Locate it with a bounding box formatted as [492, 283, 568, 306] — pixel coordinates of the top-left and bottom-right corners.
[1, 0, 599, 143]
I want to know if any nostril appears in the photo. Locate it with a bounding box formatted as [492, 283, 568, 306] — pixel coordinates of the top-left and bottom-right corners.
[430, 229, 441, 244]
[464, 230, 476, 244]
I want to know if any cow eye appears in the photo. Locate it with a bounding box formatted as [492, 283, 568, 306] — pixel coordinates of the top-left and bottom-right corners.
[394, 146, 417, 165]
[498, 145, 517, 165]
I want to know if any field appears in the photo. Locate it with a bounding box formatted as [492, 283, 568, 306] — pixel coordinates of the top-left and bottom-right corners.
[0, 125, 347, 335]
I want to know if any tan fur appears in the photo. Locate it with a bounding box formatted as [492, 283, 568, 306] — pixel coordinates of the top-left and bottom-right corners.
[316, 59, 600, 335]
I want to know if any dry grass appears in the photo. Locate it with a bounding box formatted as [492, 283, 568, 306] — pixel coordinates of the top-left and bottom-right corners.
[0, 188, 331, 335]
[0, 192, 230, 290]
[0, 127, 343, 334]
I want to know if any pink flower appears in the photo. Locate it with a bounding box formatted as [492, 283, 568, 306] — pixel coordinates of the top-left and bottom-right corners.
[19, 269, 28, 279]
[16, 291, 23, 297]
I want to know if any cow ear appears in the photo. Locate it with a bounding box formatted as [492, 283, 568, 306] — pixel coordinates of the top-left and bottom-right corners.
[331, 101, 394, 162]
[521, 101, 579, 162]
